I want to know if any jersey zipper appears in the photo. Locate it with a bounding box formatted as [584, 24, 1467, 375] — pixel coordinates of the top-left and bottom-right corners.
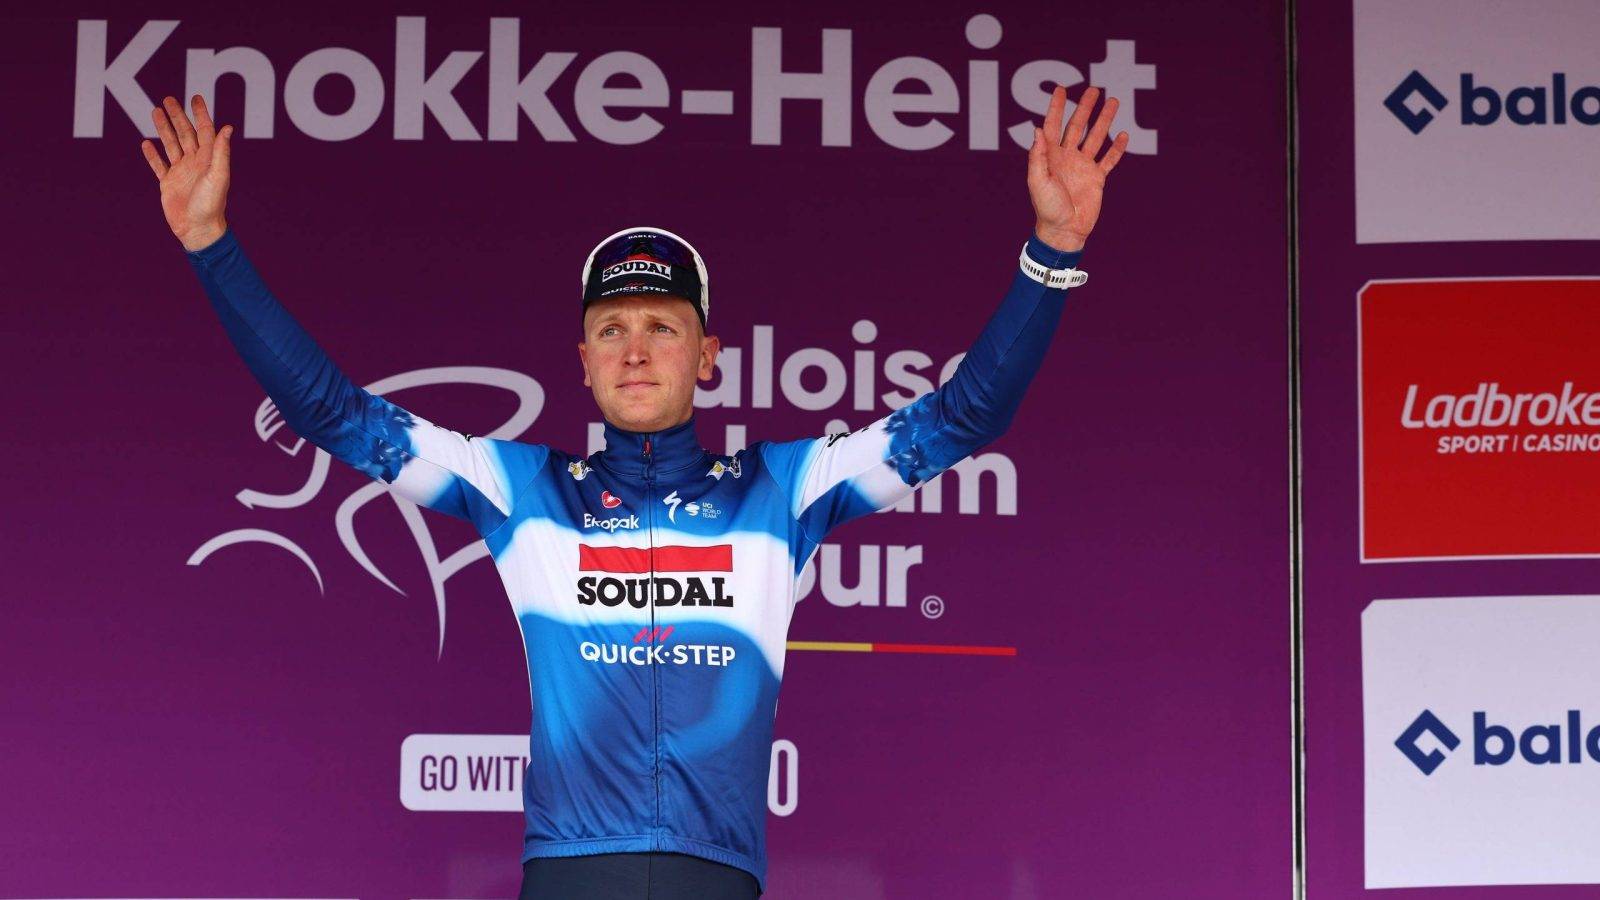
[642, 434, 661, 844]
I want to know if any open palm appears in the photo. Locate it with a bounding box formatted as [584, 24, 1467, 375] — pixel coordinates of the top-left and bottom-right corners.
[140, 94, 234, 252]
[1027, 85, 1129, 252]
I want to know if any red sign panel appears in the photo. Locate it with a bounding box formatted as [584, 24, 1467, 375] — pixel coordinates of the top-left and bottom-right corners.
[1361, 278, 1600, 560]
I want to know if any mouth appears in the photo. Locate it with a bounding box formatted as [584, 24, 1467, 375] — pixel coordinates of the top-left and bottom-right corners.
[617, 381, 658, 391]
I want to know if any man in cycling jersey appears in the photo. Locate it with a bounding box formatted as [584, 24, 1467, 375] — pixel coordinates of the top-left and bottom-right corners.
[141, 84, 1128, 899]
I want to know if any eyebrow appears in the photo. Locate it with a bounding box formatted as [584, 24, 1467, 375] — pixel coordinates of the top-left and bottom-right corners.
[589, 307, 694, 332]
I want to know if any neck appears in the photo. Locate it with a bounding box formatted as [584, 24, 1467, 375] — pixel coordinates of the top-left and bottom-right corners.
[598, 415, 706, 475]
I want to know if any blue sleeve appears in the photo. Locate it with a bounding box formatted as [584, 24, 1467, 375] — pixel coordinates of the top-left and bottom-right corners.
[890, 232, 1082, 483]
[760, 232, 1083, 547]
[185, 228, 537, 535]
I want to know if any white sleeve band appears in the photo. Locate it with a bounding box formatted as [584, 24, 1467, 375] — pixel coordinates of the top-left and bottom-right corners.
[1018, 242, 1088, 289]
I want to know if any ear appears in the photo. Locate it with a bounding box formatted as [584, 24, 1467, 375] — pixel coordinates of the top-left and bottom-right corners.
[697, 333, 721, 381]
[577, 341, 591, 387]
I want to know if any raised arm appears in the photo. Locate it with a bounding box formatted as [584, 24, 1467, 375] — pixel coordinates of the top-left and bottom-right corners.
[143, 95, 535, 535]
[760, 85, 1130, 545]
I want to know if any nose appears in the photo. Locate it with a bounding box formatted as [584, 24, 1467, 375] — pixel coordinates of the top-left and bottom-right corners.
[622, 331, 650, 367]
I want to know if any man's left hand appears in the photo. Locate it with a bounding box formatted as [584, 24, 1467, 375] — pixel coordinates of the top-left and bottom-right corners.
[1027, 85, 1130, 252]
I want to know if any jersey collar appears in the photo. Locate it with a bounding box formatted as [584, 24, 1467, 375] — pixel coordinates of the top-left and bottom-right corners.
[597, 415, 709, 476]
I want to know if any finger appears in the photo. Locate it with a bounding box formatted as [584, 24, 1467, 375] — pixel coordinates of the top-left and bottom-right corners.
[1098, 131, 1130, 173]
[1062, 85, 1098, 148]
[190, 93, 216, 146]
[1027, 126, 1048, 187]
[139, 139, 168, 179]
[164, 95, 198, 155]
[1082, 96, 1120, 158]
[1041, 84, 1066, 144]
[151, 104, 182, 165]
[213, 124, 234, 180]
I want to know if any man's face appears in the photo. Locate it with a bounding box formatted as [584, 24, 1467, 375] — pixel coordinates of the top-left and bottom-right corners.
[579, 294, 719, 433]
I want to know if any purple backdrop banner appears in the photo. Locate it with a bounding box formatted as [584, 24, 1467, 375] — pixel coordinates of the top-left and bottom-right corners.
[4, 2, 1288, 897]
[1302, 0, 1600, 896]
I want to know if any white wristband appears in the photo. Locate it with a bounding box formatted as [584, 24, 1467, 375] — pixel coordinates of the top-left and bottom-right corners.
[1018, 242, 1088, 289]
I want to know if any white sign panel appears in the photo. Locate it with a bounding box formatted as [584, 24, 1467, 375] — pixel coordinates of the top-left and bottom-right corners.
[1353, 0, 1600, 243]
[399, 733, 529, 812]
[1363, 595, 1600, 888]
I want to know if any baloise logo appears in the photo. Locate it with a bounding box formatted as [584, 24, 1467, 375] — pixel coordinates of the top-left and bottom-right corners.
[1396, 708, 1600, 776]
[1384, 69, 1600, 135]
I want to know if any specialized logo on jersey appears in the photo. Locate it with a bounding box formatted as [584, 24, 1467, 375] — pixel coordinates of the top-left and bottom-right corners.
[600, 490, 623, 509]
[583, 512, 640, 532]
[576, 543, 735, 608]
[601, 260, 672, 281]
[662, 489, 721, 522]
[568, 459, 592, 481]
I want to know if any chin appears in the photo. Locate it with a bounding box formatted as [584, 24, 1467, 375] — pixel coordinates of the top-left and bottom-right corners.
[606, 401, 677, 433]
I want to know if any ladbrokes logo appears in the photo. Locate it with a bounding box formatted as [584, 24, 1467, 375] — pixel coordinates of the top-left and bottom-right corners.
[1400, 382, 1600, 454]
[1396, 708, 1600, 776]
[1360, 278, 1600, 560]
[576, 543, 735, 608]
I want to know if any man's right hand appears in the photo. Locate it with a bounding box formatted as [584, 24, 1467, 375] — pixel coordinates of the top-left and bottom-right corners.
[141, 94, 233, 252]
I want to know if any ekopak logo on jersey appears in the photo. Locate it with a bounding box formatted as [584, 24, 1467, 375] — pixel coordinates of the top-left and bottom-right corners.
[1395, 708, 1600, 776]
[1384, 70, 1600, 135]
[1360, 278, 1600, 561]
[583, 512, 639, 532]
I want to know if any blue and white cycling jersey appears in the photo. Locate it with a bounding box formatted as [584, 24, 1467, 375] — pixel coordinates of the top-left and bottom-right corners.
[185, 229, 1082, 892]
